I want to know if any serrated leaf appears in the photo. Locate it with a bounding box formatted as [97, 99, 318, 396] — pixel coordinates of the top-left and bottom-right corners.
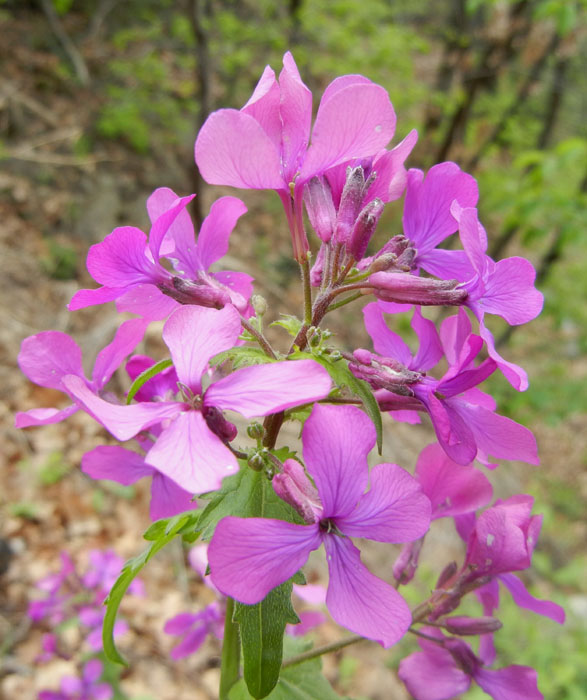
[126, 358, 173, 404]
[291, 352, 383, 454]
[103, 511, 200, 664]
[270, 314, 303, 337]
[228, 638, 348, 699]
[234, 580, 300, 699]
[198, 466, 303, 541]
[211, 346, 277, 369]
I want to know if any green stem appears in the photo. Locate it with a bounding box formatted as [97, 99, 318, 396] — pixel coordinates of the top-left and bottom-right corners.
[300, 258, 313, 326]
[219, 597, 240, 699]
[281, 634, 366, 669]
[240, 315, 277, 359]
[326, 291, 363, 312]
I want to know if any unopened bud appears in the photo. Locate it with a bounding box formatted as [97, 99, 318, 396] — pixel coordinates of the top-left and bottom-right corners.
[203, 405, 237, 443]
[369, 272, 468, 306]
[329, 350, 342, 362]
[435, 561, 458, 589]
[444, 638, 479, 676]
[247, 423, 264, 441]
[335, 166, 366, 244]
[443, 615, 503, 636]
[310, 244, 326, 287]
[349, 348, 421, 393]
[251, 294, 267, 317]
[164, 276, 231, 309]
[393, 539, 424, 585]
[273, 459, 322, 524]
[248, 453, 265, 471]
[348, 198, 385, 261]
[304, 177, 336, 243]
[368, 252, 398, 273]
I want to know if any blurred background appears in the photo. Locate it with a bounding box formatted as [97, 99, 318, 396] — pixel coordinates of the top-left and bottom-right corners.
[0, 1, 586, 698]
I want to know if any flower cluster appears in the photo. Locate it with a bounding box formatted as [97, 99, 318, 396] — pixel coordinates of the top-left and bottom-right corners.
[17, 52, 561, 699]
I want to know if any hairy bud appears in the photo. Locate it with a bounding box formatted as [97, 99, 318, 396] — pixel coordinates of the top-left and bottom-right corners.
[443, 615, 503, 636]
[304, 176, 336, 242]
[369, 272, 468, 306]
[348, 198, 385, 261]
[273, 459, 322, 524]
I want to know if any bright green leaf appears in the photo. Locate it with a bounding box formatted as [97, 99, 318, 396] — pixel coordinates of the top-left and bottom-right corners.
[126, 358, 173, 404]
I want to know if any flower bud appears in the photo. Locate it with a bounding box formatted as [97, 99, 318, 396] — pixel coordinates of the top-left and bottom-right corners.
[251, 294, 267, 318]
[349, 348, 421, 394]
[203, 405, 237, 443]
[310, 243, 326, 287]
[273, 459, 322, 524]
[435, 561, 458, 589]
[335, 166, 366, 244]
[442, 615, 503, 636]
[163, 276, 231, 309]
[304, 176, 336, 242]
[348, 198, 385, 261]
[369, 272, 468, 306]
[444, 638, 479, 676]
[247, 423, 264, 441]
[248, 453, 265, 471]
[393, 539, 424, 585]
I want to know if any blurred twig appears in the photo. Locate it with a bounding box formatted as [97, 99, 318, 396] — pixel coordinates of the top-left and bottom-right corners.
[39, 0, 90, 85]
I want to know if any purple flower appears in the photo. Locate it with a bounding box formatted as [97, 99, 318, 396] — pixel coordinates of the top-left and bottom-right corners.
[207, 404, 431, 647]
[359, 303, 539, 467]
[195, 52, 396, 261]
[453, 203, 544, 391]
[62, 305, 332, 493]
[39, 659, 113, 700]
[15, 318, 147, 429]
[69, 190, 252, 318]
[164, 602, 224, 660]
[398, 628, 543, 700]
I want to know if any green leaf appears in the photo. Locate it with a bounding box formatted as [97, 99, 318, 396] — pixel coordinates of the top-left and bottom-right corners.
[103, 511, 200, 664]
[211, 345, 277, 369]
[198, 466, 303, 541]
[270, 314, 303, 337]
[291, 352, 383, 453]
[234, 580, 300, 699]
[228, 638, 348, 699]
[126, 358, 173, 404]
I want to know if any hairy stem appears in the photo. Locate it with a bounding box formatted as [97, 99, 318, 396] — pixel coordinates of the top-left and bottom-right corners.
[240, 315, 277, 359]
[281, 634, 366, 669]
[219, 597, 240, 699]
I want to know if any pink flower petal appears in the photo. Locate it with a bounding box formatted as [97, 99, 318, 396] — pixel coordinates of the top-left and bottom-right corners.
[478, 320, 529, 392]
[208, 517, 321, 604]
[145, 411, 238, 493]
[195, 109, 285, 190]
[194, 196, 247, 271]
[241, 64, 282, 149]
[415, 443, 493, 519]
[411, 308, 444, 371]
[302, 404, 374, 518]
[150, 471, 197, 521]
[399, 647, 471, 700]
[81, 445, 154, 485]
[363, 302, 413, 366]
[206, 359, 331, 418]
[18, 331, 84, 390]
[68, 284, 128, 311]
[324, 536, 411, 648]
[115, 283, 179, 320]
[15, 405, 79, 428]
[367, 129, 419, 203]
[278, 51, 312, 182]
[91, 318, 148, 389]
[337, 463, 431, 542]
[499, 573, 565, 624]
[62, 374, 180, 440]
[148, 193, 195, 261]
[475, 665, 543, 700]
[479, 257, 544, 326]
[301, 83, 396, 180]
[162, 305, 241, 393]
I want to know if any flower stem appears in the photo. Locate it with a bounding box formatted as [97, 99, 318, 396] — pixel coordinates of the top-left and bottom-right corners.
[281, 634, 366, 669]
[219, 597, 240, 699]
[300, 258, 313, 326]
[240, 315, 277, 359]
[326, 291, 363, 312]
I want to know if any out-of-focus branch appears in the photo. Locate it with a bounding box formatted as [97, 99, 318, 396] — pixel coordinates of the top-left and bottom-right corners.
[39, 0, 90, 85]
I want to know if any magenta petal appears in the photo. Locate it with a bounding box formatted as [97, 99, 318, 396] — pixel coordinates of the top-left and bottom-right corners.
[278, 52, 312, 181]
[86, 226, 163, 287]
[195, 109, 284, 190]
[145, 411, 238, 493]
[18, 331, 84, 389]
[62, 375, 180, 440]
[194, 196, 247, 271]
[206, 359, 331, 418]
[449, 400, 539, 465]
[241, 64, 282, 149]
[301, 83, 396, 180]
[148, 194, 195, 261]
[440, 309, 472, 367]
[499, 573, 565, 624]
[208, 517, 321, 604]
[419, 248, 476, 282]
[324, 536, 411, 648]
[481, 257, 544, 326]
[367, 130, 419, 203]
[169, 625, 208, 660]
[150, 472, 197, 521]
[162, 305, 241, 392]
[454, 205, 488, 273]
[81, 445, 154, 485]
[115, 283, 178, 320]
[415, 443, 493, 519]
[362, 303, 413, 366]
[338, 463, 431, 542]
[164, 612, 199, 636]
[426, 393, 477, 465]
[302, 404, 374, 518]
[15, 404, 79, 428]
[399, 647, 471, 700]
[478, 320, 529, 392]
[91, 318, 148, 389]
[411, 308, 444, 371]
[475, 665, 543, 700]
[68, 285, 127, 311]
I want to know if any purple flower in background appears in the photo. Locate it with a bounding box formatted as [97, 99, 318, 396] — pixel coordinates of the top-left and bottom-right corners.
[62, 305, 332, 494]
[453, 203, 544, 391]
[208, 404, 431, 647]
[398, 627, 543, 700]
[39, 659, 113, 700]
[195, 52, 397, 260]
[164, 603, 224, 660]
[15, 318, 148, 429]
[69, 191, 252, 318]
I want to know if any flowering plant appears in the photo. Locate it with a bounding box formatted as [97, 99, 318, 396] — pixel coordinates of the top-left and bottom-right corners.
[18, 52, 563, 699]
